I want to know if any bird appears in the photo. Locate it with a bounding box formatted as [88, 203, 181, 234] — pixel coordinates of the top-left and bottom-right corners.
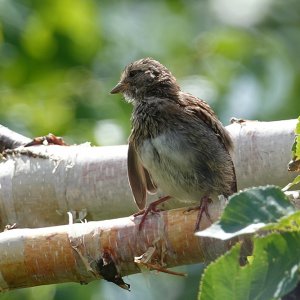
[110, 57, 237, 231]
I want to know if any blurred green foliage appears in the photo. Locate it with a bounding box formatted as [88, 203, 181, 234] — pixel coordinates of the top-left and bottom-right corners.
[0, 0, 300, 299]
[1, 0, 300, 146]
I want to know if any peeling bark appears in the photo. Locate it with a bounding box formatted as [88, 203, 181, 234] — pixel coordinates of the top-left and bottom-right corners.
[0, 207, 233, 291]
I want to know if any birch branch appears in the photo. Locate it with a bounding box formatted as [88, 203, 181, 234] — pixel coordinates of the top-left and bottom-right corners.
[0, 207, 234, 291]
[1, 193, 300, 292]
[0, 119, 298, 229]
[0, 120, 299, 291]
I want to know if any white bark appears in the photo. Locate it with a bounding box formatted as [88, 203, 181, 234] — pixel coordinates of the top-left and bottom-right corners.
[0, 119, 298, 229]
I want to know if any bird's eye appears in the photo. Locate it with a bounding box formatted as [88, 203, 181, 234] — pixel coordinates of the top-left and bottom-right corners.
[128, 70, 139, 78]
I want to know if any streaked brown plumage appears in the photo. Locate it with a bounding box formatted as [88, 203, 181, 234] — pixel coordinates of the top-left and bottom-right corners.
[111, 58, 236, 230]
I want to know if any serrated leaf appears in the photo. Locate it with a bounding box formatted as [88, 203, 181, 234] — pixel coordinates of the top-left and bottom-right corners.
[263, 210, 300, 231]
[199, 232, 300, 300]
[196, 186, 295, 240]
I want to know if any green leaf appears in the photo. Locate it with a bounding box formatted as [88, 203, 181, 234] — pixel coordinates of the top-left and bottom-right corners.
[196, 186, 295, 240]
[294, 117, 300, 158]
[291, 138, 297, 157]
[282, 175, 300, 191]
[296, 116, 300, 135]
[263, 210, 300, 232]
[199, 232, 300, 300]
[289, 117, 300, 169]
[296, 136, 300, 159]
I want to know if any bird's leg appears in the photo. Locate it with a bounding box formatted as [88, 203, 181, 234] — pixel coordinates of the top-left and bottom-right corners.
[194, 195, 213, 231]
[185, 196, 213, 231]
[134, 195, 171, 230]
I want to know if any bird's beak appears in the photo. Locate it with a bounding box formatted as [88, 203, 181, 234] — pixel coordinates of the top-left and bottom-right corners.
[110, 82, 126, 94]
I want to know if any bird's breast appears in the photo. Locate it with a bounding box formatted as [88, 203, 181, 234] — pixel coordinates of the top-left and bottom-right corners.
[138, 132, 200, 202]
[139, 133, 191, 173]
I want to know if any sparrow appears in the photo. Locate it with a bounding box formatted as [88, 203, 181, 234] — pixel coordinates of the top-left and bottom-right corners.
[110, 58, 237, 231]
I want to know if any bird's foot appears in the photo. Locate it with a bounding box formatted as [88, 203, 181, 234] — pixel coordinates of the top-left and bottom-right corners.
[134, 195, 171, 230]
[194, 196, 213, 231]
[184, 196, 213, 231]
[24, 133, 67, 147]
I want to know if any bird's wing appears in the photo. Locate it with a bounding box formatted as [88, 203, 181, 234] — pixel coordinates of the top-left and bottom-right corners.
[180, 92, 233, 152]
[180, 92, 237, 194]
[127, 142, 157, 210]
[143, 166, 157, 194]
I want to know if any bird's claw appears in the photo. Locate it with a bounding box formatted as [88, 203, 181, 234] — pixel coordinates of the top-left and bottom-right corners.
[134, 195, 171, 230]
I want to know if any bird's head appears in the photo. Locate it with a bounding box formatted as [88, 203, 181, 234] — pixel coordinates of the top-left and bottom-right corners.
[110, 58, 180, 103]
